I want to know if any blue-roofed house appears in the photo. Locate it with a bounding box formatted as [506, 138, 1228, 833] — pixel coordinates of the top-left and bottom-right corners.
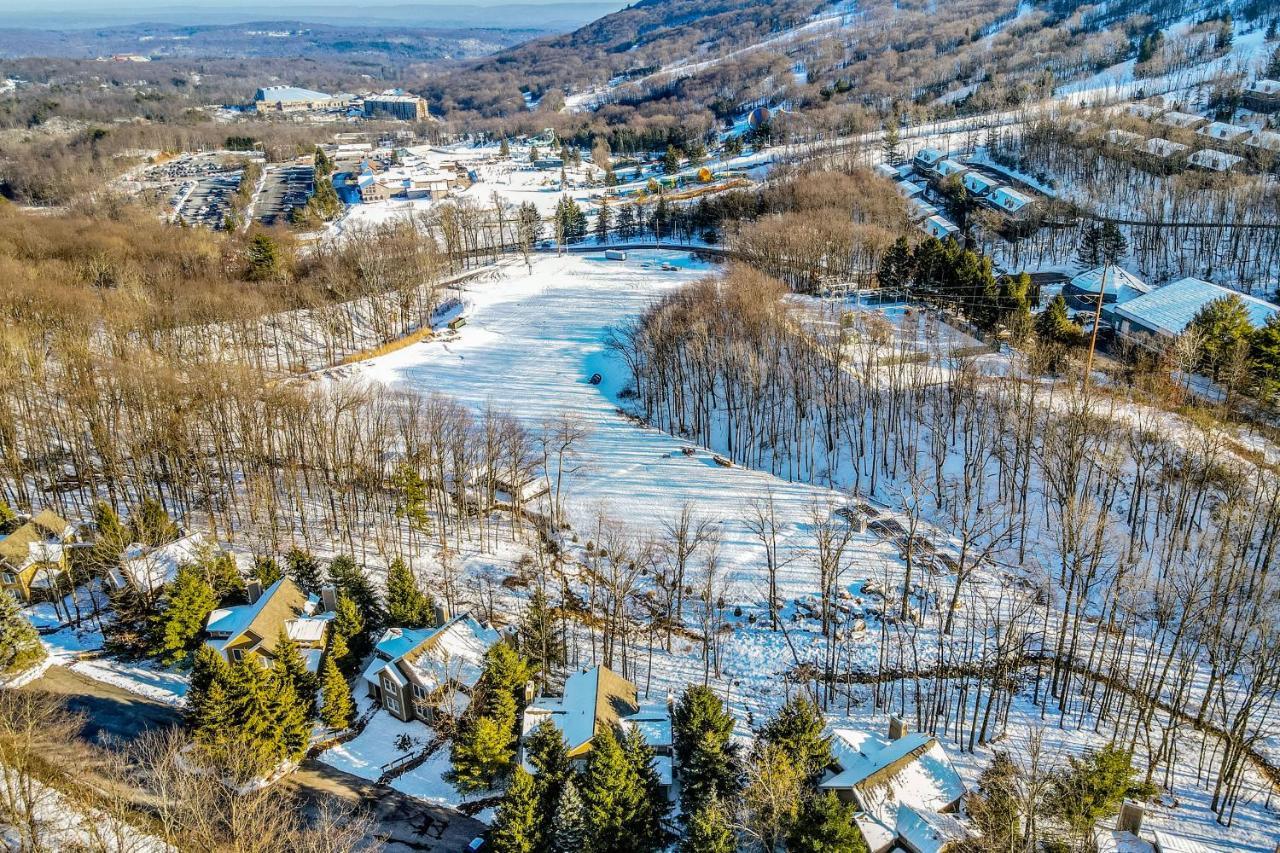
[986, 185, 1036, 220]
[935, 158, 968, 181]
[914, 147, 946, 174]
[1111, 277, 1279, 341]
[363, 615, 501, 722]
[820, 718, 969, 852]
[924, 215, 959, 241]
[961, 172, 997, 198]
[1065, 266, 1150, 310]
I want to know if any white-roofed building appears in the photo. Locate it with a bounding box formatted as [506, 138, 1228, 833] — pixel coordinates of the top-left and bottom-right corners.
[363, 614, 501, 723]
[1140, 137, 1189, 160]
[107, 531, 207, 597]
[1126, 102, 1160, 120]
[1243, 78, 1280, 112]
[908, 197, 938, 222]
[520, 665, 674, 792]
[1244, 130, 1280, 153]
[1065, 266, 1150, 308]
[1195, 121, 1251, 144]
[934, 159, 968, 180]
[253, 86, 345, 113]
[820, 718, 968, 851]
[1156, 111, 1207, 131]
[1106, 129, 1143, 148]
[1111, 277, 1278, 341]
[896, 179, 924, 198]
[1187, 148, 1244, 172]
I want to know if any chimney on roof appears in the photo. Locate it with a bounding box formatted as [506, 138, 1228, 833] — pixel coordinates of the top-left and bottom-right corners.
[433, 602, 450, 627]
[320, 585, 338, 614]
[246, 580, 263, 604]
[888, 715, 909, 741]
[1117, 800, 1144, 835]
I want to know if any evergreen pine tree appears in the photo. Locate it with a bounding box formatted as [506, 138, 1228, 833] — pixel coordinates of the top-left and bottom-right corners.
[385, 557, 435, 627]
[269, 668, 312, 764]
[673, 686, 740, 816]
[680, 794, 736, 853]
[197, 550, 246, 602]
[788, 792, 867, 853]
[662, 145, 681, 174]
[758, 697, 832, 784]
[877, 236, 915, 291]
[622, 724, 669, 845]
[130, 497, 178, 546]
[185, 644, 230, 726]
[480, 643, 533, 723]
[1036, 295, 1084, 347]
[286, 548, 323, 596]
[1076, 223, 1102, 268]
[0, 500, 18, 535]
[251, 556, 282, 587]
[332, 593, 365, 641]
[595, 197, 612, 244]
[1188, 294, 1255, 381]
[579, 727, 646, 853]
[492, 766, 541, 853]
[450, 714, 516, 792]
[319, 653, 354, 730]
[500, 138, 511, 158]
[329, 554, 381, 625]
[547, 779, 588, 852]
[151, 563, 217, 666]
[0, 590, 45, 675]
[1248, 314, 1280, 403]
[272, 628, 318, 718]
[517, 585, 565, 687]
[328, 630, 353, 675]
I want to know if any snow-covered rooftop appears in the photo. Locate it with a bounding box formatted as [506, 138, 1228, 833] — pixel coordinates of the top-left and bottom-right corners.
[114, 532, 206, 592]
[254, 85, 333, 103]
[1157, 111, 1206, 130]
[1244, 78, 1280, 96]
[1244, 130, 1280, 152]
[821, 726, 966, 827]
[1105, 128, 1143, 147]
[924, 215, 958, 240]
[1187, 148, 1243, 172]
[1195, 121, 1250, 143]
[362, 615, 501, 698]
[1069, 266, 1150, 301]
[1140, 137, 1188, 159]
[1113, 277, 1278, 338]
[988, 185, 1033, 213]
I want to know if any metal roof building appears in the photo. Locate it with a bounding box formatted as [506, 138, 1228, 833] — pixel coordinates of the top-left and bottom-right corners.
[1112, 277, 1278, 339]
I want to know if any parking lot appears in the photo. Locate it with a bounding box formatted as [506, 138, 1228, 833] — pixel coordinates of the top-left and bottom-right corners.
[256, 163, 315, 225]
[177, 170, 244, 230]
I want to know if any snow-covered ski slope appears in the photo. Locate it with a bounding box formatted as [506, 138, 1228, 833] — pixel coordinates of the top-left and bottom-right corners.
[357, 251, 897, 599]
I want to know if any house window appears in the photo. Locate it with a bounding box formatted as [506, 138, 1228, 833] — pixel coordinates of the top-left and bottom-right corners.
[230, 648, 244, 662]
[385, 694, 401, 715]
[1, 572, 15, 585]
[412, 684, 428, 700]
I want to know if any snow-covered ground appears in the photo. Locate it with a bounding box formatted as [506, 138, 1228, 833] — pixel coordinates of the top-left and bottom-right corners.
[342, 250, 1280, 849]
[354, 251, 874, 596]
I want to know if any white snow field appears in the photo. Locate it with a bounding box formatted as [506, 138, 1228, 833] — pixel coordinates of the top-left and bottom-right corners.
[357, 251, 900, 601]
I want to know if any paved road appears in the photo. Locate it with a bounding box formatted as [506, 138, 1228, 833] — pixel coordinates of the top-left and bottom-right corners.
[25, 666, 485, 852]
